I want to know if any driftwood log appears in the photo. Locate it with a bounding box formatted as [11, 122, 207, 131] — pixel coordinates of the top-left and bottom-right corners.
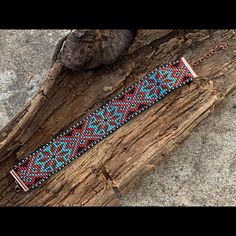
[0, 29, 235, 206]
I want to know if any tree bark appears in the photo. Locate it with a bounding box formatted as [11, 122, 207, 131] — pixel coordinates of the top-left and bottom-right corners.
[0, 29, 235, 206]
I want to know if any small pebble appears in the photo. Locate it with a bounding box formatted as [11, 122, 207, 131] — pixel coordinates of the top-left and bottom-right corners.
[144, 164, 156, 174]
[0, 131, 7, 138]
[103, 86, 113, 92]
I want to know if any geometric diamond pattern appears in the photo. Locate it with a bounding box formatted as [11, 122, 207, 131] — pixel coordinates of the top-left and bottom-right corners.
[13, 58, 197, 190]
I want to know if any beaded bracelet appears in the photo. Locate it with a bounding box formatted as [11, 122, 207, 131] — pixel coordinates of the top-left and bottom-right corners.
[10, 57, 197, 192]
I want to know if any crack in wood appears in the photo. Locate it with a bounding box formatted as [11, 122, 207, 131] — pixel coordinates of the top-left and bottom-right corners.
[101, 166, 122, 199]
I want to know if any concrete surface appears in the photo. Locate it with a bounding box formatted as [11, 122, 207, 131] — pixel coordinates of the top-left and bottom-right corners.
[1, 30, 236, 206]
[0, 30, 69, 129]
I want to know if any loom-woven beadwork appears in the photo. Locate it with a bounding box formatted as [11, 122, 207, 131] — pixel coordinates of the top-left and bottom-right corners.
[10, 57, 197, 191]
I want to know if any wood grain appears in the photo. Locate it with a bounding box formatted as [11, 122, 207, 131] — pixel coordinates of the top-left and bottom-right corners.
[0, 29, 235, 206]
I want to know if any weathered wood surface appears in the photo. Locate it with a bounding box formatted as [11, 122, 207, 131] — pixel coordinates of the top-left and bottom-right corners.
[0, 30, 235, 206]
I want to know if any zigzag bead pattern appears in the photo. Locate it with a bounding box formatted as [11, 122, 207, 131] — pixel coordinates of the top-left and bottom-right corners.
[10, 57, 197, 192]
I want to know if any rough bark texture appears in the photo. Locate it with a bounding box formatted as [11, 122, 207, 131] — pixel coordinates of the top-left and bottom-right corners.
[0, 29, 235, 206]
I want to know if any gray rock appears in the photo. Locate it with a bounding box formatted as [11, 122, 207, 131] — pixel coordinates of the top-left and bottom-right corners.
[58, 30, 135, 70]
